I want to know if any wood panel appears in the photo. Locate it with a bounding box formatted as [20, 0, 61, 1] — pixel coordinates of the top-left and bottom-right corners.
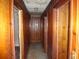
[0, 0, 14, 59]
[53, 0, 60, 5]
[23, 11, 30, 59]
[47, 1, 69, 59]
[52, 9, 58, 59]
[48, 3, 53, 59]
[68, 0, 79, 59]
[44, 17, 48, 53]
[52, 2, 69, 59]
[76, 0, 79, 58]
[30, 17, 43, 43]
[68, 0, 77, 59]
[42, 0, 70, 59]
[57, 2, 69, 59]
[52, 0, 69, 8]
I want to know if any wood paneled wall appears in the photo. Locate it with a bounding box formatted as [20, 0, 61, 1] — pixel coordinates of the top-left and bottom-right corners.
[68, 0, 79, 59]
[52, 8, 58, 59]
[41, 2, 53, 59]
[57, 2, 69, 59]
[68, 0, 77, 59]
[29, 16, 43, 43]
[23, 11, 30, 59]
[76, 0, 79, 58]
[45, 0, 79, 59]
[42, 0, 69, 59]
[0, 0, 30, 59]
[44, 17, 48, 53]
[47, 3, 53, 59]
[51, 1, 69, 59]
[0, 0, 14, 59]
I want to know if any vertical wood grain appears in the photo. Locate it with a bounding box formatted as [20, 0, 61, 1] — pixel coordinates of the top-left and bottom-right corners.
[48, 3, 53, 59]
[68, 0, 77, 59]
[57, 3, 69, 59]
[23, 11, 30, 59]
[0, 0, 14, 59]
[51, 1, 69, 59]
[76, 0, 79, 59]
[30, 17, 43, 43]
[52, 8, 58, 59]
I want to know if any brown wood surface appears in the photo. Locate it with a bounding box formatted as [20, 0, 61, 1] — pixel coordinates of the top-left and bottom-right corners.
[76, 0, 79, 58]
[0, 0, 30, 59]
[68, 0, 79, 59]
[52, 0, 69, 8]
[47, 3, 53, 59]
[57, 2, 69, 59]
[44, 16, 48, 53]
[52, 9, 58, 59]
[23, 11, 30, 59]
[0, 0, 14, 59]
[68, 0, 77, 59]
[42, 0, 70, 59]
[30, 17, 43, 43]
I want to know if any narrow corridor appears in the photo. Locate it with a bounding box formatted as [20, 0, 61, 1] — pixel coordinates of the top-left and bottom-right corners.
[27, 43, 47, 59]
[0, 0, 79, 59]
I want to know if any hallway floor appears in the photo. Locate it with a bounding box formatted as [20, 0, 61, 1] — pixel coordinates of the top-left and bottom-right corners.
[27, 43, 47, 59]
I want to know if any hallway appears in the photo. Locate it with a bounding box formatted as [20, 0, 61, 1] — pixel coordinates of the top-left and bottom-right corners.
[27, 43, 47, 59]
[0, 0, 79, 59]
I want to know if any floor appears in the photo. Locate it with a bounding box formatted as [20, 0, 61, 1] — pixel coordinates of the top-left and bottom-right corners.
[27, 43, 47, 59]
[15, 47, 20, 59]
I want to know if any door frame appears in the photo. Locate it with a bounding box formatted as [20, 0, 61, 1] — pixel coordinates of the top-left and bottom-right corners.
[11, 1, 24, 59]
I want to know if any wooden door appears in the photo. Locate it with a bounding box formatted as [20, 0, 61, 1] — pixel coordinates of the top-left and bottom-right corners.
[30, 16, 43, 43]
[56, 2, 69, 59]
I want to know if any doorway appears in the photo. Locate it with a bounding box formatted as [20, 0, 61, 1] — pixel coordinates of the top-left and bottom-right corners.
[51, 1, 70, 59]
[13, 6, 20, 59]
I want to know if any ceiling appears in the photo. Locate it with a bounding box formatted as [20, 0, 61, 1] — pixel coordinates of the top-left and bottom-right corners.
[23, 0, 51, 15]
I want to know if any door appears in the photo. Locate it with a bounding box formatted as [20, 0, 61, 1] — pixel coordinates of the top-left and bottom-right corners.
[56, 2, 69, 59]
[48, 4, 53, 59]
[29, 16, 43, 43]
